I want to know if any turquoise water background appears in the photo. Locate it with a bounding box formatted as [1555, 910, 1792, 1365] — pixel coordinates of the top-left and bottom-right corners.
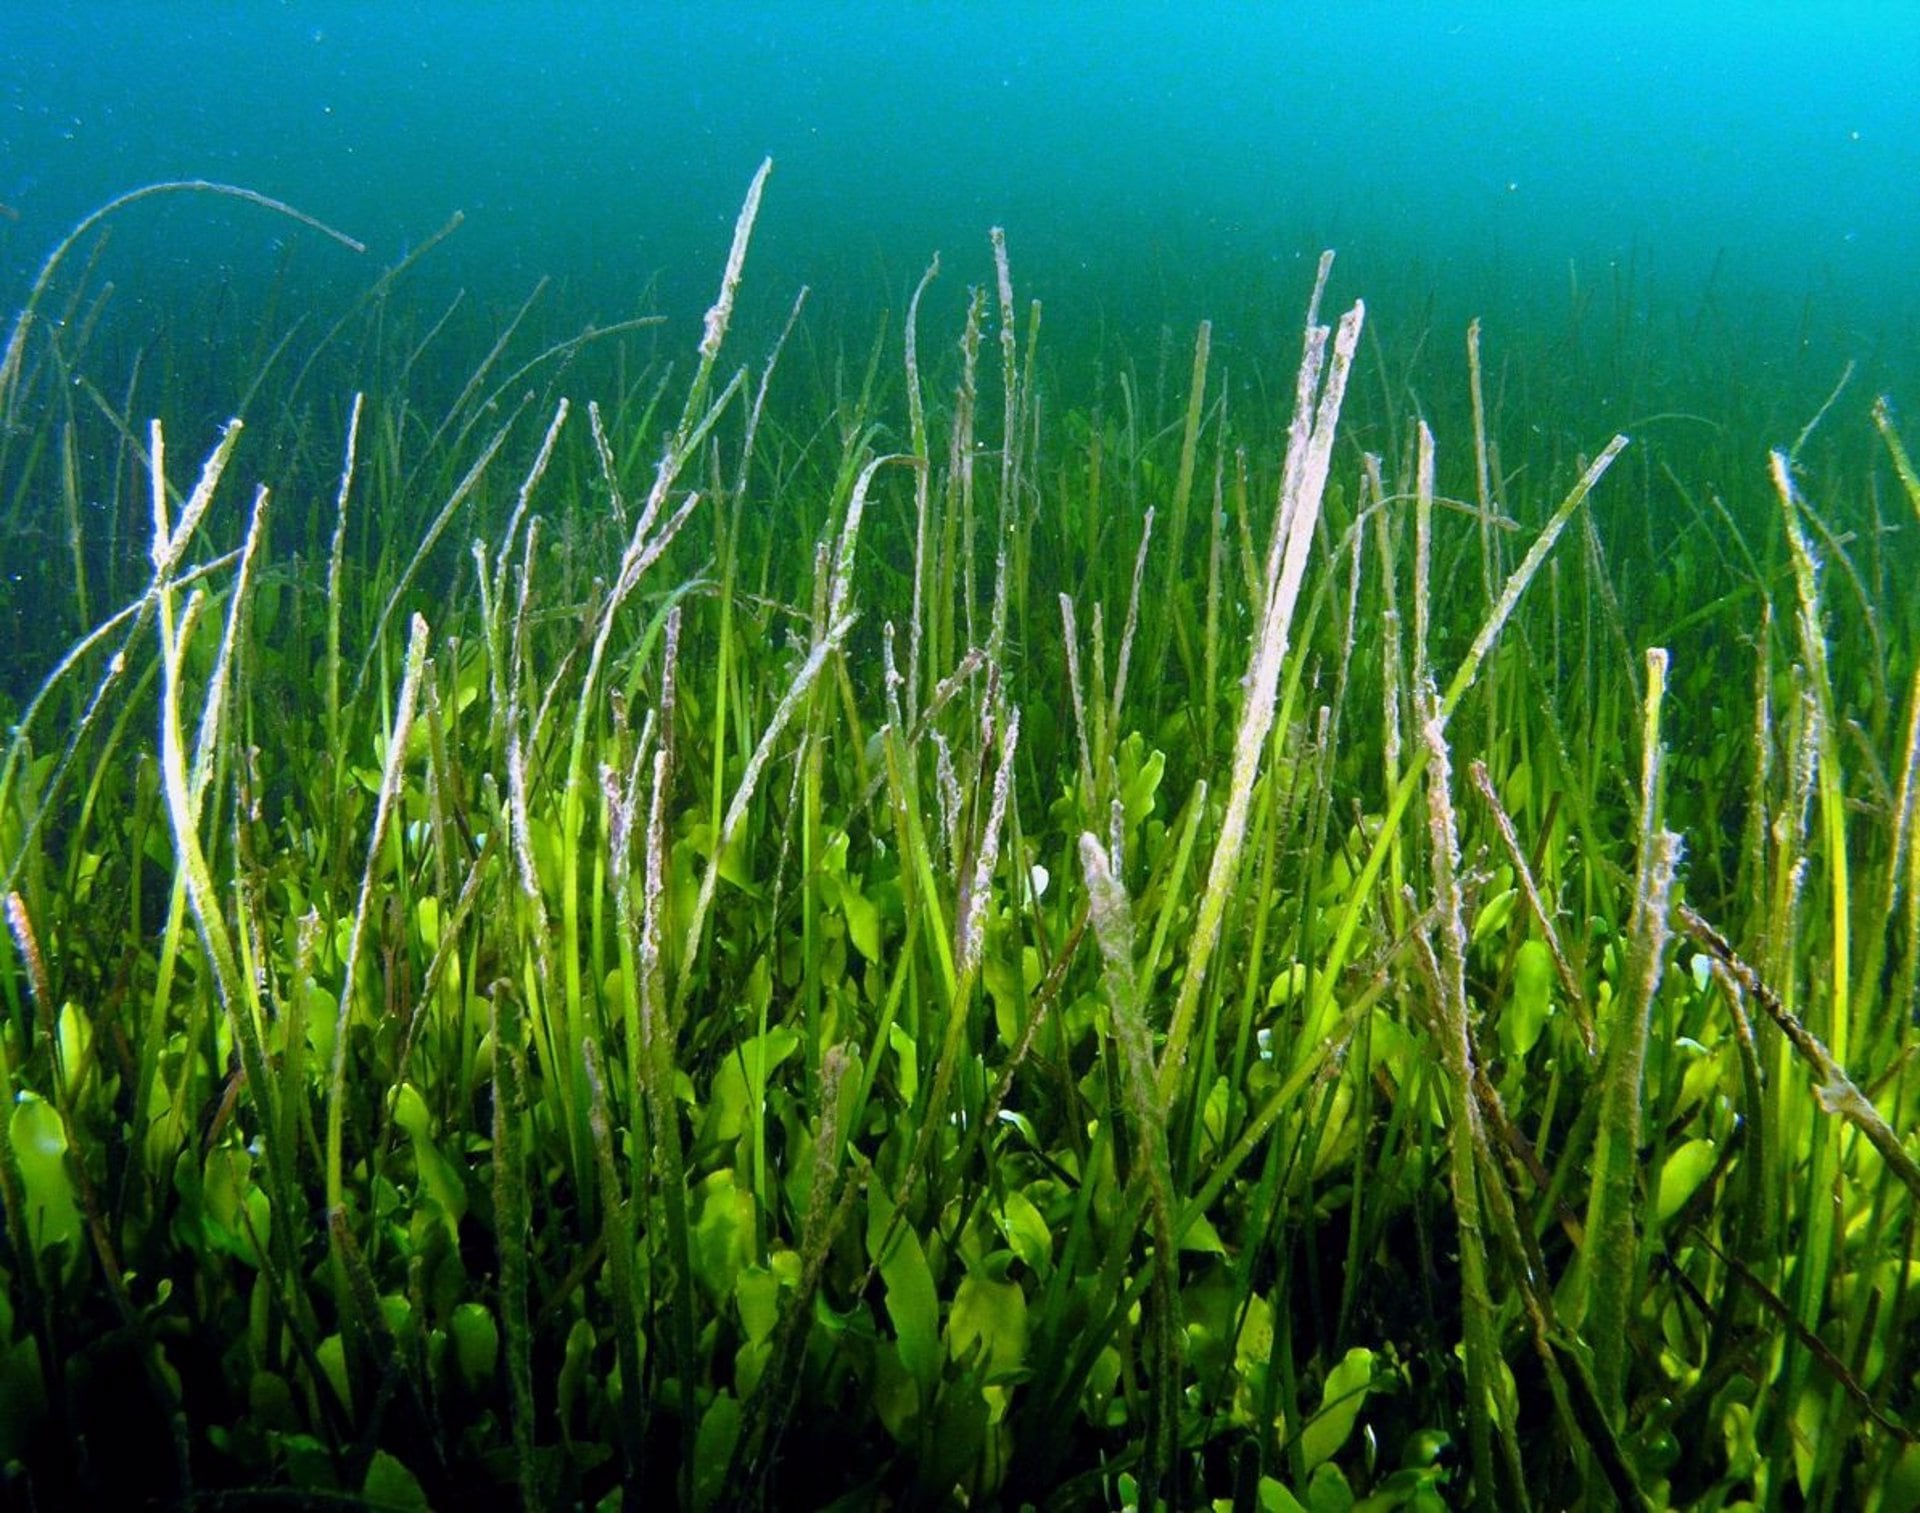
[3, 2, 1917, 428]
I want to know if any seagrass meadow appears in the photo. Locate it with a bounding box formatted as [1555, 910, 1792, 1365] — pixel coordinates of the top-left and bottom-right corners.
[0, 152, 1918, 1512]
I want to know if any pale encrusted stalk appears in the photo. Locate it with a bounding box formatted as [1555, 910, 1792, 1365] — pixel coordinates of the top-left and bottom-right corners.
[1772, 448, 1853, 1064]
[1581, 649, 1683, 1417]
[1413, 421, 1435, 697]
[675, 616, 855, 1004]
[956, 706, 1020, 982]
[324, 392, 364, 757]
[1080, 830, 1181, 1496]
[904, 254, 940, 724]
[492, 398, 570, 606]
[1679, 904, 1920, 1207]
[325, 614, 430, 1226]
[698, 158, 772, 369]
[1109, 505, 1154, 726]
[829, 454, 917, 632]
[1159, 287, 1365, 1102]
[1417, 702, 1510, 1509]
[1059, 594, 1097, 803]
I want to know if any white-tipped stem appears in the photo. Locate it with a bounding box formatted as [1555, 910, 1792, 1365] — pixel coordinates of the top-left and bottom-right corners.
[1159, 290, 1365, 1103]
[1436, 434, 1628, 732]
[1059, 595, 1096, 804]
[675, 615, 856, 1010]
[1467, 319, 1499, 609]
[933, 730, 963, 864]
[324, 393, 365, 755]
[189, 483, 271, 818]
[640, 611, 682, 1048]
[1871, 395, 1920, 525]
[151, 417, 244, 576]
[991, 228, 1019, 510]
[1415, 696, 1514, 1506]
[1413, 421, 1435, 699]
[1580, 646, 1682, 1416]
[1109, 506, 1154, 727]
[326, 613, 430, 1217]
[881, 622, 906, 735]
[956, 707, 1020, 983]
[700, 158, 773, 368]
[1890, 669, 1920, 918]
[494, 398, 571, 592]
[904, 254, 940, 725]
[588, 401, 626, 526]
[506, 550, 548, 922]
[828, 454, 917, 633]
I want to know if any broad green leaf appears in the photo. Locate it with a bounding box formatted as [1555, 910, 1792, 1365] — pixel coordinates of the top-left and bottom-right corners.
[55, 1003, 91, 1103]
[557, 1317, 595, 1435]
[1880, 1439, 1920, 1513]
[1305, 1459, 1355, 1513]
[248, 1369, 298, 1432]
[872, 1342, 920, 1442]
[693, 1389, 742, 1512]
[362, 1449, 429, 1510]
[449, 1301, 498, 1388]
[698, 1027, 801, 1151]
[735, 1265, 781, 1346]
[304, 979, 339, 1072]
[889, 1021, 918, 1104]
[997, 1187, 1052, 1274]
[946, 1270, 1028, 1378]
[1469, 886, 1516, 946]
[692, 1169, 756, 1304]
[1268, 962, 1308, 1007]
[1234, 1292, 1274, 1374]
[1259, 1479, 1308, 1513]
[869, 1200, 940, 1393]
[10, 1093, 80, 1261]
[392, 1082, 433, 1143]
[984, 941, 1026, 1046]
[317, 1333, 352, 1415]
[842, 884, 881, 963]
[392, 1083, 467, 1243]
[1180, 1210, 1229, 1254]
[201, 1146, 270, 1267]
[1678, 1040, 1725, 1113]
[690, 819, 758, 894]
[1121, 737, 1159, 825]
[1501, 938, 1555, 1058]
[923, 1372, 992, 1492]
[1793, 1382, 1823, 1495]
[1301, 1346, 1374, 1474]
[1084, 1345, 1124, 1427]
[1656, 1137, 1718, 1224]
[416, 894, 441, 954]
[1231, 1292, 1276, 1427]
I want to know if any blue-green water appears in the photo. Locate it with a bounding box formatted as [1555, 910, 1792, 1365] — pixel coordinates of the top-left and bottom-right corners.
[5, 0, 1915, 408]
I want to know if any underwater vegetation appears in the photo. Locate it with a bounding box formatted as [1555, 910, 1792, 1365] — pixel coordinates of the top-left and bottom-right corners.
[0, 161, 1916, 1510]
